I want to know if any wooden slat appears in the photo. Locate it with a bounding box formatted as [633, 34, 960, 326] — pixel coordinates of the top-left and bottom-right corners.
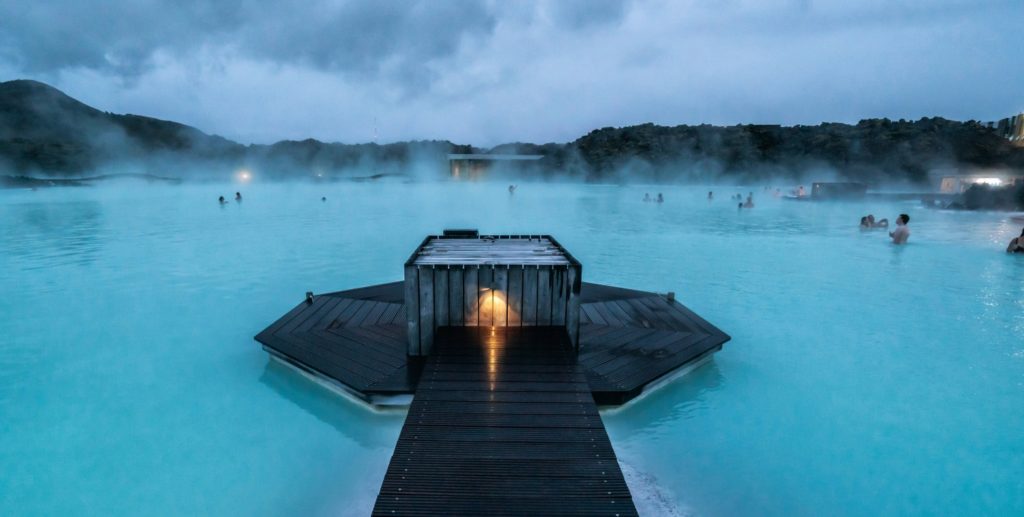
[449, 267, 464, 325]
[522, 267, 538, 326]
[405, 266, 420, 355]
[537, 267, 552, 326]
[478, 266, 494, 326]
[464, 267, 479, 326]
[434, 267, 449, 327]
[566, 266, 581, 350]
[418, 268, 435, 355]
[494, 266, 508, 326]
[507, 266, 523, 326]
[549, 268, 564, 326]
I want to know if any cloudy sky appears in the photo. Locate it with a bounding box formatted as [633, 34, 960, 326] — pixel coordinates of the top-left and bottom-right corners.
[1, 0, 1021, 146]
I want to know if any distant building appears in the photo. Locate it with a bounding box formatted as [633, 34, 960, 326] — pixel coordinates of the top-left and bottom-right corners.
[448, 154, 544, 179]
[940, 174, 1024, 193]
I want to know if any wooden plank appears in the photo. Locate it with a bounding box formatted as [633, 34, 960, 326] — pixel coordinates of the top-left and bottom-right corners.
[506, 266, 523, 327]
[566, 266, 581, 351]
[522, 267, 538, 326]
[537, 267, 552, 326]
[580, 303, 607, 325]
[591, 300, 624, 327]
[551, 268, 566, 326]
[378, 303, 402, 328]
[320, 297, 355, 329]
[405, 265, 420, 355]
[295, 297, 343, 333]
[434, 267, 449, 327]
[449, 267, 464, 325]
[464, 266, 479, 326]
[418, 267, 435, 355]
[478, 265, 494, 327]
[493, 266, 508, 326]
[346, 299, 378, 327]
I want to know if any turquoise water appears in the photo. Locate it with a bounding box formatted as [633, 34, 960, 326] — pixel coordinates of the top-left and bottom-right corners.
[2, 181, 1023, 516]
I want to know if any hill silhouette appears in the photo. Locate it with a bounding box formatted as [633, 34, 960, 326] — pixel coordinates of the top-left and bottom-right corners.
[1, 79, 1022, 183]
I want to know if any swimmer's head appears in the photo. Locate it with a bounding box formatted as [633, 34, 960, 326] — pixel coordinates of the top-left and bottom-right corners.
[899, 214, 910, 224]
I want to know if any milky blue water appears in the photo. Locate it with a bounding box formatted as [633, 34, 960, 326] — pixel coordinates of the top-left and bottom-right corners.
[2, 181, 1023, 516]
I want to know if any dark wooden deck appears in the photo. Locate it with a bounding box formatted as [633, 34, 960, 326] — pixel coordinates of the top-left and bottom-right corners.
[255, 281, 729, 405]
[371, 326, 638, 516]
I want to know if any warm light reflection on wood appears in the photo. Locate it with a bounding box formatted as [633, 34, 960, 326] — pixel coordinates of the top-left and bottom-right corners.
[485, 326, 502, 390]
[478, 290, 513, 327]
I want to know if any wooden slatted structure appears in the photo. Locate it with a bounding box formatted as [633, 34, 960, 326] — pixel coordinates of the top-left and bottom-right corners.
[405, 235, 582, 357]
[255, 281, 729, 405]
[371, 326, 638, 516]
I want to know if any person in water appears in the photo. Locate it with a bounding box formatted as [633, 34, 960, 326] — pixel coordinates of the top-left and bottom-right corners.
[743, 193, 754, 208]
[889, 214, 910, 244]
[707, 191, 713, 200]
[235, 192, 242, 201]
[860, 216, 870, 229]
[863, 214, 888, 228]
[797, 185, 806, 197]
[643, 193, 652, 202]
[1007, 228, 1024, 253]
[656, 193, 664, 203]
[218, 195, 226, 204]
[321, 196, 326, 202]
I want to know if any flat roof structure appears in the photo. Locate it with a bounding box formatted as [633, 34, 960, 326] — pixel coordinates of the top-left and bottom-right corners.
[411, 236, 573, 266]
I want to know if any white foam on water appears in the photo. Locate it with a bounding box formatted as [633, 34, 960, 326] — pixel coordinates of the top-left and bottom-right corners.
[619, 458, 693, 517]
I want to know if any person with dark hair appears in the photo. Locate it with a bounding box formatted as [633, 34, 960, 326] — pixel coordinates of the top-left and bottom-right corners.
[743, 193, 755, 208]
[707, 191, 713, 201]
[656, 193, 664, 203]
[889, 214, 910, 244]
[860, 216, 870, 229]
[1007, 228, 1024, 253]
[866, 214, 888, 228]
[235, 192, 242, 201]
[218, 195, 226, 204]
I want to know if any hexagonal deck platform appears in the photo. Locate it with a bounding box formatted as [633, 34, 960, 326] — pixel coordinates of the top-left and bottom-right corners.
[255, 281, 729, 405]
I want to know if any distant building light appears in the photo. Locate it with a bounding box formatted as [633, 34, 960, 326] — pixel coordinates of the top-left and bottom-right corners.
[972, 177, 1002, 186]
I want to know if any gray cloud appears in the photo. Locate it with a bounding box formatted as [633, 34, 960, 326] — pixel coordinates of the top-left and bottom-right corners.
[0, 0, 1022, 146]
[0, 0, 498, 84]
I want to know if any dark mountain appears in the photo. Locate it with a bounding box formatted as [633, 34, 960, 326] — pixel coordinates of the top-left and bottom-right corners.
[538, 119, 1024, 183]
[0, 79, 245, 174]
[0, 79, 469, 178]
[1, 79, 1022, 184]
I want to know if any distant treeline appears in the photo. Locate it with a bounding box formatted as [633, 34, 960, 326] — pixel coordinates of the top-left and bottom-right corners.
[2, 79, 1023, 185]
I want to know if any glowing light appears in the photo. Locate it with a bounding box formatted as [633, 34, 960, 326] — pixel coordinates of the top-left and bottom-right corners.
[972, 177, 1003, 186]
[236, 169, 252, 183]
[478, 290, 511, 326]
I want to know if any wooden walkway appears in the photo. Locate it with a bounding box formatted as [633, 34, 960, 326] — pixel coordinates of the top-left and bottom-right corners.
[371, 326, 638, 516]
[255, 281, 730, 405]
